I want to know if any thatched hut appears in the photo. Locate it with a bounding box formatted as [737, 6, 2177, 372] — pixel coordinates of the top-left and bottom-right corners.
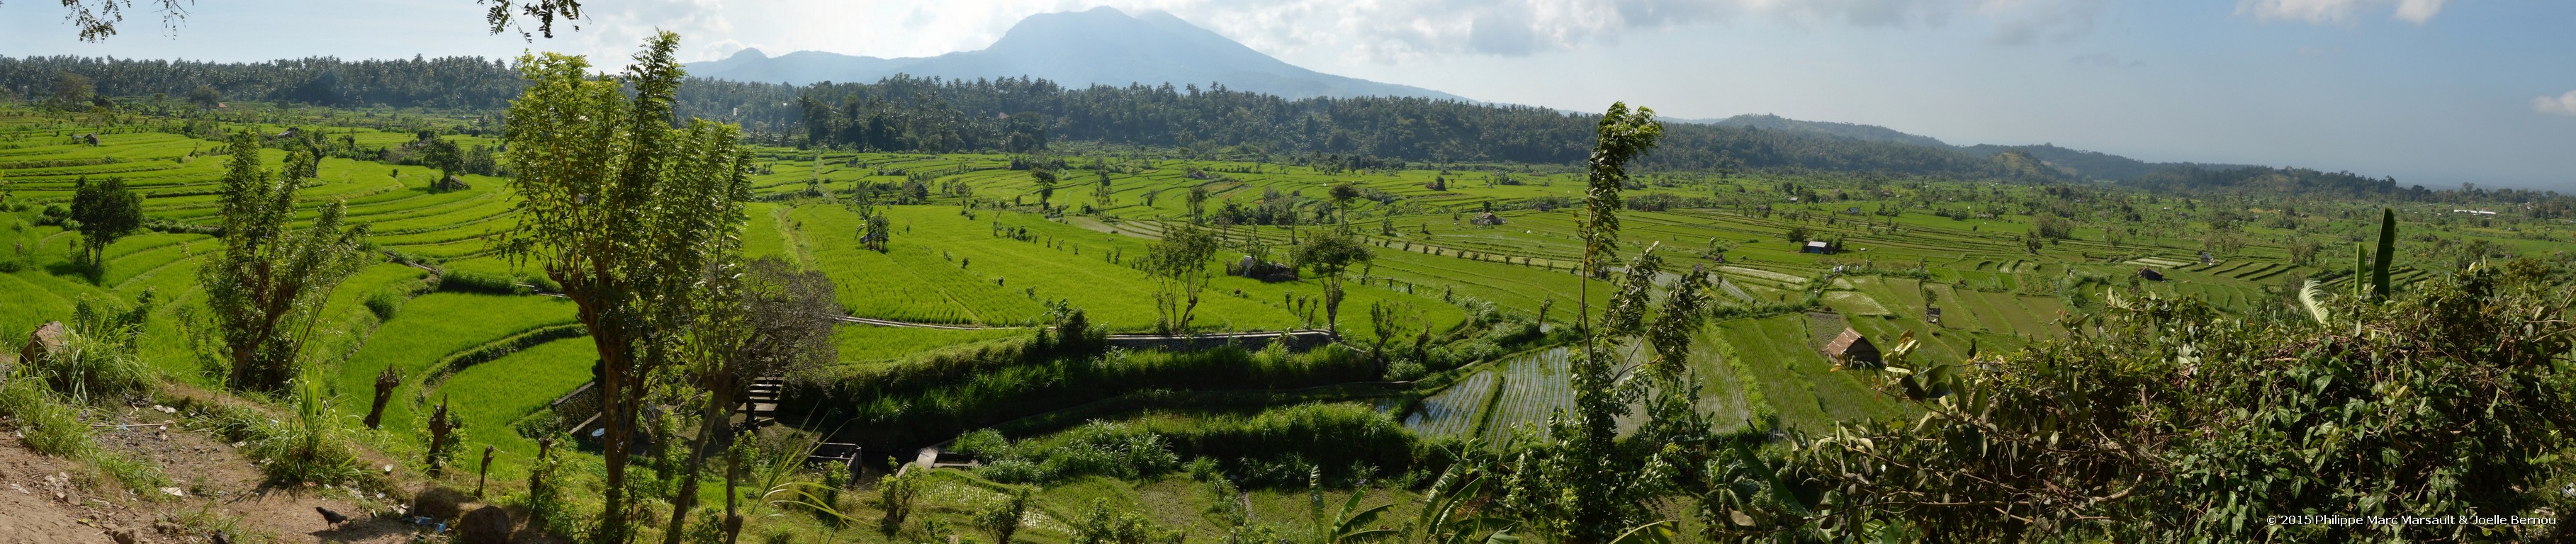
[1822, 327, 1881, 368]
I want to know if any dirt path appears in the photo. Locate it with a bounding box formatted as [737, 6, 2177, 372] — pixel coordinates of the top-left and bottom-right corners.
[0, 400, 430, 544]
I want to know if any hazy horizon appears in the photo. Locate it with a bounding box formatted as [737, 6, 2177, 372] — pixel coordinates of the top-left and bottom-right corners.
[4, 0, 2570, 191]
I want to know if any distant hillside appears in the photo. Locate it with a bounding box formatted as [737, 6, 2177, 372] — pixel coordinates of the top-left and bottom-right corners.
[1682, 114, 1952, 149]
[1670, 115, 2264, 181]
[685, 7, 1470, 102]
[1962, 144, 2256, 181]
[2118, 166, 2414, 198]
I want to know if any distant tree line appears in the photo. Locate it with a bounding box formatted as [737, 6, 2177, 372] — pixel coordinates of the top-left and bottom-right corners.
[1, 55, 2060, 179]
[0, 55, 523, 110]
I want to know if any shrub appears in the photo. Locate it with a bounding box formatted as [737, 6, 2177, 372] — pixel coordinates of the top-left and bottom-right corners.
[950, 429, 1010, 460]
[249, 378, 369, 487]
[436, 271, 528, 295]
[33, 332, 152, 404]
[0, 377, 91, 457]
[364, 290, 404, 321]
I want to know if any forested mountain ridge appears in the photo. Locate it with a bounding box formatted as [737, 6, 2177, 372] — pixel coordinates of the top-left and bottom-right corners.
[1682, 113, 1953, 149]
[683, 6, 1470, 102]
[1, 52, 2484, 198]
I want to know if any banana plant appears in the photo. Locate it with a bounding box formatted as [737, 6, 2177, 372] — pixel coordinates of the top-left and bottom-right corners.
[1307, 486, 1400, 544]
[1412, 475, 1518, 544]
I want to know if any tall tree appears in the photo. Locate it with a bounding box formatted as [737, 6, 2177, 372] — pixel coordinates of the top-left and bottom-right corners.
[51, 72, 94, 109]
[1030, 169, 1059, 210]
[1549, 102, 1665, 544]
[660, 256, 840, 544]
[1291, 228, 1372, 333]
[1186, 185, 1210, 223]
[1144, 223, 1217, 334]
[500, 32, 752, 544]
[198, 130, 373, 392]
[1327, 182, 1361, 225]
[68, 176, 144, 272]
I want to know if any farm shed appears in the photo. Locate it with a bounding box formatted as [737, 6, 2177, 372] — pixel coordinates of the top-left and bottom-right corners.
[2137, 268, 2164, 281]
[1803, 241, 1833, 254]
[1822, 327, 1881, 368]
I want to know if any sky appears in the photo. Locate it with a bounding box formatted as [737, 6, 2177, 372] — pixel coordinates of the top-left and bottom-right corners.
[4, 0, 2572, 191]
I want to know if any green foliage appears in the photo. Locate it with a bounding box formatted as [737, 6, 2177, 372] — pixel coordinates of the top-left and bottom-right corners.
[0, 375, 93, 457]
[1144, 223, 1217, 334]
[33, 326, 152, 404]
[1713, 262, 2576, 542]
[363, 290, 403, 321]
[1293, 228, 1373, 330]
[502, 31, 753, 544]
[67, 176, 142, 269]
[250, 376, 369, 486]
[876, 463, 923, 533]
[198, 129, 375, 392]
[971, 421, 1181, 484]
[972, 487, 1030, 544]
[1069, 499, 1183, 544]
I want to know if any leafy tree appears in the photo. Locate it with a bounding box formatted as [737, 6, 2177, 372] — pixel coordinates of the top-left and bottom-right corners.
[1290, 229, 1371, 332]
[1143, 224, 1217, 334]
[197, 130, 372, 392]
[1327, 182, 1361, 225]
[1509, 101, 1670, 544]
[1185, 185, 1209, 223]
[498, 32, 752, 544]
[1094, 169, 1114, 205]
[659, 257, 840, 544]
[68, 176, 143, 272]
[1030, 169, 1059, 210]
[51, 72, 94, 108]
[186, 85, 220, 108]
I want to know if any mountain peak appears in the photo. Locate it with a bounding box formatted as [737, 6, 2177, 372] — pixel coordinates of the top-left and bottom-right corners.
[730, 47, 767, 60]
[685, 8, 1468, 101]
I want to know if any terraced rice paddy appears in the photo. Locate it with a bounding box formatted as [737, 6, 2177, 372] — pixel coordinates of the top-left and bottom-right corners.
[1402, 370, 1497, 438]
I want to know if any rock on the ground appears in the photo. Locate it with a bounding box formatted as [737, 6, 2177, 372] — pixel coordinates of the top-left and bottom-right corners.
[18, 321, 67, 366]
[457, 505, 512, 544]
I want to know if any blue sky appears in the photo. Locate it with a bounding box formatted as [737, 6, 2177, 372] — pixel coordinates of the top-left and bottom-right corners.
[4, 0, 2571, 190]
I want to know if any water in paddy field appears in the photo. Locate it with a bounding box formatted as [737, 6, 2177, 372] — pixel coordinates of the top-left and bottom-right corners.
[1402, 347, 1576, 442]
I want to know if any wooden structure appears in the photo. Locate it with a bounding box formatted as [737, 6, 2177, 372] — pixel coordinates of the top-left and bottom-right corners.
[1925, 306, 1942, 324]
[1822, 327, 1882, 368]
[1803, 241, 1833, 254]
[2137, 267, 2165, 282]
[736, 376, 784, 436]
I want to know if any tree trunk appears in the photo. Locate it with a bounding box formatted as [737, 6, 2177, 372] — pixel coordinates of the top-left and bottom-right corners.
[363, 366, 398, 429]
[592, 314, 634, 544]
[660, 373, 733, 544]
[722, 449, 745, 544]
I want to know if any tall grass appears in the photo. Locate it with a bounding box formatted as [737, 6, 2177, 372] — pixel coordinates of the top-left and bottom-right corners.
[0, 363, 170, 493]
[257, 376, 371, 486]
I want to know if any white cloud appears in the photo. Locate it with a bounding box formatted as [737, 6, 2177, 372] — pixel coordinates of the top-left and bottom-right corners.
[2235, 0, 2447, 26]
[536, 0, 2115, 66]
[2536, 91, 2576, 117]
[1127, 0, 2111, 62]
